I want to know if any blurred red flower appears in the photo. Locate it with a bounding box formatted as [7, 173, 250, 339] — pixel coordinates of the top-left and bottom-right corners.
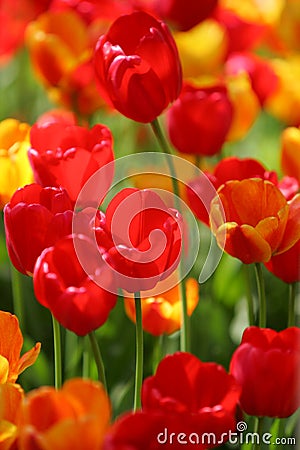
[167, 83, 233, 156]
[225, 52, 278, 106]
[4, 184, 73, 276]
[0, 0, 51, 64]
[33, 235, 117, 336]
[210, 178, 300, 264]
[153, 0, 218, 31]
[94, 188, 182, 292]
[264, 239, 300, 283]
[94, 11, 182, 123]
[230, 326, 300, 418]
[28, 122, 114, 204]
[187, 157, 299, 226]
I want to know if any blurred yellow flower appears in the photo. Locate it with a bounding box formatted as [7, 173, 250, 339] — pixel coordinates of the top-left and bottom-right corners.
[0, 119, 33, 209]
[174, 19, 228, 78]
[281, 126, 300, 182]
[265, 56, 300, 125]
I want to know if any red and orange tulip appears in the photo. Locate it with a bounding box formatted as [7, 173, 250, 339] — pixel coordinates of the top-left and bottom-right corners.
[210, 178, 300, 264]
[124, 278, 199, 336]
[18, 378, 111, 450]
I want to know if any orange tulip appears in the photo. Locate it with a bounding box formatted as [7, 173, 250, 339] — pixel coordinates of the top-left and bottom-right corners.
[26, 11, 104, 115]
[0, 311, 40, 384]
[225, 72, 260, 142]
[124, 278, 199, 336]
[0, 383, 24, 450]
[0, 119, 33, 209]
[18, 378, 111, 450]
[281, 126, 300, 182]
[210, 179, 300, 264]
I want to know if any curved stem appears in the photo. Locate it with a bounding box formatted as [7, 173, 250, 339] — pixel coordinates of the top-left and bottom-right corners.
[10, 263, 25, 331]
[134, 292, 143, 411]
[51, 314, 62, 389]
[243, 264, 255, 326]
[254, 263, 267, 328]
[150, 118, 189, 352]
[88, 331, 107, 391]
[288, 282, 296, 327]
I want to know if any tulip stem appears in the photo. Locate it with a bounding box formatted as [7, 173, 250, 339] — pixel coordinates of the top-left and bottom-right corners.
[150, 118, 190, 352]
[253, 416, 264, 450]
[134, 292, 143, 411]
[288, 282, 296, 327]
[243, 264, 255, 326]
[254, 263, 267, 328]
[88, 331, 107, 391]
[10, 263, 25, 331]
[51, 314, 62, 389]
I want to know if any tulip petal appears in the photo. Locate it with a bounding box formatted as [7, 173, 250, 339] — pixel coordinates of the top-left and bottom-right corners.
[16, 343, 41, 381]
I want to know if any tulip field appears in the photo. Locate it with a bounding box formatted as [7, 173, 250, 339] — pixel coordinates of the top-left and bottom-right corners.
[0, 1, 299, 449]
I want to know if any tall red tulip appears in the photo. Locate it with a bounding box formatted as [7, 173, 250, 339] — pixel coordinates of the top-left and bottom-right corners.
[142, 352, 241, 447]
[167, 83, 233, 156]
[4, 184, 73, 276]
[33, 235, 117, 336]
[230, 326, 300, 418]
[28, 122, 114, 204]
[94, 188, 182, 292]
[94, 11, 182, 123]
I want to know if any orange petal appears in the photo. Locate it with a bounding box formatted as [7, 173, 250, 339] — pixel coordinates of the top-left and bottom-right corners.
[216, 222, 272, 263]
[0, 383, 24, 423]
[0, 312, 23, 380]
[0, 356, 9, 384]
[14, 342, 41, 383]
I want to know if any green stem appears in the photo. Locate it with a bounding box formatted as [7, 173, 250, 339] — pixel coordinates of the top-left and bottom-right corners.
[82, 335, 91, 378]
[88, 331, 107, 391]
[10, 263, 25, 330]
[150, 118, 190, 352]
[51, 314, 62, 389]
[253, 416, 264, 450]
[288, 283, 296, 327]
[134, 292, 144, 411]
[243, 264, 255, 326]
[254, 263, 267, 328]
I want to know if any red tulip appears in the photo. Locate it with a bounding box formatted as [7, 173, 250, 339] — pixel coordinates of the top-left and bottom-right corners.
[33, 235, 117, 336]
[94, 188, 182, 292]
[167, 83, 233, 156]
[187, 157, 299, 226]
[28, 122, 114, 204]
[4, 184, 73, 276]
[94, 11, 182, 123]
[225, 52, 278, 106]
[154, 0, 218, 31]
[264, 239, 300, 283]
[230, 326, 300, 418]
[214, 7, 266, 55]
[142, 352, 241, 447]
